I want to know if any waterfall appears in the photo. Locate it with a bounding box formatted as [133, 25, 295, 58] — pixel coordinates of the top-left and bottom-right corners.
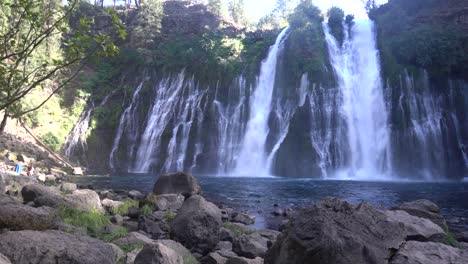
[109, 81, 145, 171]
[131, 71, 206, 173]
[324, 19, 392, 180]
[233, 27, 290, 176]
[63, 94, 112, 159]
[215, 77, 248, 174]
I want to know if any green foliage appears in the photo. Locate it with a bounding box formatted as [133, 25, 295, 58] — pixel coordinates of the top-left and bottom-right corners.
[40, 132, 61, 152]
[288, 0, 323, 29]
[207, 0, 224, 17]
[0, 0, 125, 119]
[327, 7, 345, 45]
[227, 0, 250, 26]
[444, 232, 460, 248]
[59, 206, 110, 237]
[223, 222, 254, 237]
[284, 1, 329, 82]
[141, 204, 154, 216]
[183, 255, 199, 264]
[372, 0, 468, 81]
[128, 0, 163, 49]
[101, 226, 129, 242]
[164, 211, 177, 223]
[112, 199, 139, 216]
[117, 242, 144, 253]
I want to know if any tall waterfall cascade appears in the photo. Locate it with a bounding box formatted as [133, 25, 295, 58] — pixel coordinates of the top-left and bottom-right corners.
[104, 21, 467, 180]
[233, 27, 290, 176]
[324, 19, 392, 180]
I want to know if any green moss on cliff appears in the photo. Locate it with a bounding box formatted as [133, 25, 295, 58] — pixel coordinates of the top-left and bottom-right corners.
[371, 0, 468, 82]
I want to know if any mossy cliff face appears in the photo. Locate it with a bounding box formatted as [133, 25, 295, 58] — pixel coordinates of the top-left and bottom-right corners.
[372, 0, 468, 179]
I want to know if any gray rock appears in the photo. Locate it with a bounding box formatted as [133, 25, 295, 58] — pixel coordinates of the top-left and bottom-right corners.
[111, 214, 124, 225]
[226, 257, 264, 264]
[72, 167, 84, 175]
[109, 243, 125, 263]
[390, 241, 468, 264]
[153, 172, 201, 197]
[0, 176, 5, 194]
[126, 248, 143, 264]
[129, 190, 145, 200]
[102, 198, 124, 212]
[114, 231, 156, 247]
[158, 239, 196, 262]
[123, 220, 139, 232]
[0, 203, 61, 231]
[0, 230, 115, 264]
[134, 242, 184, 264]
[203, 252, 227, 264]
[265, 198, 406, 264]
[233, 233, 269, 258]
[0, 253, 11, 264]
[393, 200, 447, 230]
[220, 227, 235, 242]
[0, 195, 18, 205]
[146, 194, 185, 211]
[217, 250, 238, 259]
[216, 241, 233, 251]
[67, 189, 104, 213]
[45, 175, 56, 182]
[138, 216, 169, 239]
[171, 195, 222, 254]
[21, 184, 59, 202]
[232, 213, 255, 225]
[455, 231, 468, 243]
[60, 182, 77, 192]
[385, 210, 446, 242]
[16, 154, 29, 163]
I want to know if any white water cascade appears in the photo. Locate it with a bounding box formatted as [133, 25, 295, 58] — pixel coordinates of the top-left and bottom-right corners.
[324, 20, 392, 180]
[63, 93, 112, 158]
[233, 27, 290, 176]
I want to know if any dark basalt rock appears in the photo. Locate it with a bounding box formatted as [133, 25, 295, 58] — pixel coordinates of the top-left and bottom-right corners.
[153, 172, 201, 198]
[0, 230, 115, 264]
[265, 198, 406, 264]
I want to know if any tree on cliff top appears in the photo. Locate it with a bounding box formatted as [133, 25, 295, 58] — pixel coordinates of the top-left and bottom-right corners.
[0, 0, 125, 133]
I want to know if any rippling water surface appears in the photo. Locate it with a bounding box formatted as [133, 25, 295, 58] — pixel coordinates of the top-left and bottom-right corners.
[73, 175, 468, 231]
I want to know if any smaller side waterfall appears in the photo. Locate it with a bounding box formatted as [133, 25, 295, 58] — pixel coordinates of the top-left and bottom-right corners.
[63, 94, 112, 159]
[109, 81, 145, 171]
[131, 71, 207, 173]
[234, 27, 290, 176]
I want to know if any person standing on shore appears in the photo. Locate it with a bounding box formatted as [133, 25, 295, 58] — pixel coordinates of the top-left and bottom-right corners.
[15, 162, 23, 174]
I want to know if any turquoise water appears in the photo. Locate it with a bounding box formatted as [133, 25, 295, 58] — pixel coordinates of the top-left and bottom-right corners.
[73, 175, 468, 231]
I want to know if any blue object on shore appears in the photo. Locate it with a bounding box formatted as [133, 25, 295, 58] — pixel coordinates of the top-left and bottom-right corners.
[15, 164, 22, 174]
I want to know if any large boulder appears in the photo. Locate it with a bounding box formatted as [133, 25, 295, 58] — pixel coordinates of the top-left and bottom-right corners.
[171, 195, 222, 254]
[134, 242, 184, 264]
[233, 233, 269, 258]
[393, 200, 447, 230]
[0, 203, 61, 231]
[146, 194, 185, 211]
[0, 253, 11, 264]
[153, 172, 201, 197]
[34, 189, 104, 213]
[265, 198, 406, 264]
[389, 241, 468, 264]
[68, 189, 104, 213]
[0, 230, 115, 264]
[21, 184, 60, 202]
[384, 210, 446, 242]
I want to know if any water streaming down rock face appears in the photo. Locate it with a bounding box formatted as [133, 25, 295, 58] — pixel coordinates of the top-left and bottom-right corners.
[389, 70, 468, 180]
[323, 19, 392, 180]
[233, 27, 290, 176]
[63, 94, 112, 161]
[104, 22, 467, 180]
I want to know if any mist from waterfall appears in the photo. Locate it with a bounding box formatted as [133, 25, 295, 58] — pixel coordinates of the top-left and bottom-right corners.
[233, 27, 290, 176]
[324, 19, 392, 180]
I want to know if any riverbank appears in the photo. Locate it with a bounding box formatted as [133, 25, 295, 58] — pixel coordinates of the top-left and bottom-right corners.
[1, 171, 468, 263]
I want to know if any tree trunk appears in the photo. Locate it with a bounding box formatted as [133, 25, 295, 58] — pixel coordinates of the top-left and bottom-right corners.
[0, 111, 8, 134]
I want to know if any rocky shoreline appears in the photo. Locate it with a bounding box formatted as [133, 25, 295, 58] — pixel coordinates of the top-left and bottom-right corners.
[0, 171, 467, 264]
